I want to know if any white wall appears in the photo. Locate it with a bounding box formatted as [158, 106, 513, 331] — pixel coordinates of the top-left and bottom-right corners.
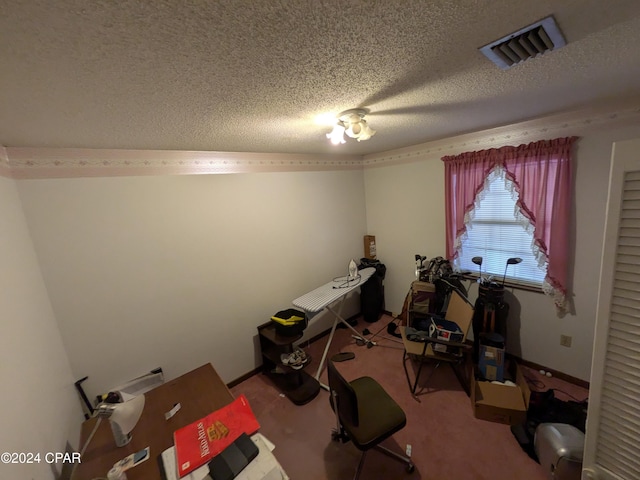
[363, 158, 446, 316]
[0, 176, 82, 480]
[11, 120, 640, 419]
[17, 169, 367, 400]
[364, 124, 640, 381]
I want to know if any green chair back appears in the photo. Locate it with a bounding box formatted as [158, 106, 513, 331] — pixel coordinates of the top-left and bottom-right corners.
[327, 359, 359, 427]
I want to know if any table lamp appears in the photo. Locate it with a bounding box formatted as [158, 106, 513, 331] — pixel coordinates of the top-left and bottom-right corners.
[100, 394, 146, 446]
[80, 395, 146, 456]
[72, 395, 145, 480]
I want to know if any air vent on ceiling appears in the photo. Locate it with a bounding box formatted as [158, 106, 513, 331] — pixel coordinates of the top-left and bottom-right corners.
[479, 15, 566, 70]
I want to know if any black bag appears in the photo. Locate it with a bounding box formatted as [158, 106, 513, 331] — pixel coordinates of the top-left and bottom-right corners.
[359, 259, 386, 323]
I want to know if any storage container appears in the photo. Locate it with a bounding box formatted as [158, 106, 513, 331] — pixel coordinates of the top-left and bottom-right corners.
[534, 423, 584, 480]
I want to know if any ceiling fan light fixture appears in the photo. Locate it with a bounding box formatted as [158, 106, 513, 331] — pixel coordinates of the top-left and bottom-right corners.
[356, 120, 375, 142]
[344, 121, 362, 138]
[327, 109, 375, 145]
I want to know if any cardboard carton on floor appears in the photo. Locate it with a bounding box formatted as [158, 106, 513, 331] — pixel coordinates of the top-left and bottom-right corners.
[471, 362, 531, 425]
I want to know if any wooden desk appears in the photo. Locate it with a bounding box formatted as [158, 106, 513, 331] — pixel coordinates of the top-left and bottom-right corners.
[73, 363, 234, 480]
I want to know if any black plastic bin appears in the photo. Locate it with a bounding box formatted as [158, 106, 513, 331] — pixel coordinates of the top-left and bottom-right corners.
[271, 308, 308, 336]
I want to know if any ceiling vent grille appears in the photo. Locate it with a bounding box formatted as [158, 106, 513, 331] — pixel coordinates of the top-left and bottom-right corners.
[480, 16, 566, 70]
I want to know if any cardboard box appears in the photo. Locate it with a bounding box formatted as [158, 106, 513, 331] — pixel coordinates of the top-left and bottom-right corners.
[363, 235, 376, 259]
[478, 344, 505, 381]
[471, 362, 531, 425]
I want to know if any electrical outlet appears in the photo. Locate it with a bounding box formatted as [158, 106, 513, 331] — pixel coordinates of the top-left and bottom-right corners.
[560, 334, 572, 347]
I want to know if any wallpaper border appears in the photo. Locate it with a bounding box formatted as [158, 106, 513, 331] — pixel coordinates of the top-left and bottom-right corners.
[3, 101, 640, 179]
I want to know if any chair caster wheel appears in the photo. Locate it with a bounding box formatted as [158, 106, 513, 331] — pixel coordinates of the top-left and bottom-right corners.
[407, 463, 415, 473]
[331, 429, 349, 443]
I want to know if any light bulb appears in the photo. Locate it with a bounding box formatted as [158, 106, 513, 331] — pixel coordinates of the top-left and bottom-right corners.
[327, 123, 346, 145]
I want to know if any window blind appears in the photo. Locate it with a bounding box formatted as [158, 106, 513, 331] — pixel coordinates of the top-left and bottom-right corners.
[593, 171, 640, 478]
[455, 170, 546, 286]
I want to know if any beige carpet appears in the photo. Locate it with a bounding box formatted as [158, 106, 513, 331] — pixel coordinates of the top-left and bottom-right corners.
[231, 315, 588, 480]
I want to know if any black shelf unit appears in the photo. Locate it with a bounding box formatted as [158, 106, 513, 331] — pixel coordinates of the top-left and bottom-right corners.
[257, 321, 320, 405]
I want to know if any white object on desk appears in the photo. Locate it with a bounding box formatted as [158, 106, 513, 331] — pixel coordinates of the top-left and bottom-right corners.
[292, 267, 376, 388]
[165, 402, 182, 420]
[160, 433, 288, 480]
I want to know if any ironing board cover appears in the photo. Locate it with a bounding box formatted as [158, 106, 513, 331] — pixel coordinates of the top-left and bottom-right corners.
[292, 267, 375, 313]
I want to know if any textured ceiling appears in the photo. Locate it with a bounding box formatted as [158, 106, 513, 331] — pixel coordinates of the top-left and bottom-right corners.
[2, 0, 640, 157]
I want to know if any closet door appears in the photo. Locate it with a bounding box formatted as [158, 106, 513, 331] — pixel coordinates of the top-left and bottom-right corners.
[583, 138, 640, 479]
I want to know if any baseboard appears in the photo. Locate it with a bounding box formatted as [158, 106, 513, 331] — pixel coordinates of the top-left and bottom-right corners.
[508, 354, 590, 390]
[228, 367, 262, 389]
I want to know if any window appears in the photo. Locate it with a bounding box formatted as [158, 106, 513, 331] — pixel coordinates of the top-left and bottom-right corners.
[455, 167, 547, 287]
[441, 137, 577, 314]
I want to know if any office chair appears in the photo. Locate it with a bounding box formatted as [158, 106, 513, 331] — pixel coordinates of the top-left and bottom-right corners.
[327, 359, 414, 480]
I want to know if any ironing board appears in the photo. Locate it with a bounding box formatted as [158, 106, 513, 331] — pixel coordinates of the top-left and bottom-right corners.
[293, 267, 376, 389]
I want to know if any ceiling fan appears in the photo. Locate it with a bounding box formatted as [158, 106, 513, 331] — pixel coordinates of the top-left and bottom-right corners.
[326, 109, 376, 145]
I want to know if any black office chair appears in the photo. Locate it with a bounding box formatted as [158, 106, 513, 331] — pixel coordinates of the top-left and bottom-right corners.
[327, 359, 414, 480]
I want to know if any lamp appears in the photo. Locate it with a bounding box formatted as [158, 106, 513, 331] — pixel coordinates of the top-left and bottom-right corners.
[69, 395, 145, 480]
[80, 395, 146, 457]
[326, 109, 376, 145]
[103, 395, 145, 446]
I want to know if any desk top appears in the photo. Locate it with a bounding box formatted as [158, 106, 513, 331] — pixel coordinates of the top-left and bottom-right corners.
[292, 267, 375, 313]
[73, 363, 234, 480]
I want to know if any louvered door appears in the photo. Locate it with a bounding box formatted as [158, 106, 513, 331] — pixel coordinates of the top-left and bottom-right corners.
[584, 138, 640, 479]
